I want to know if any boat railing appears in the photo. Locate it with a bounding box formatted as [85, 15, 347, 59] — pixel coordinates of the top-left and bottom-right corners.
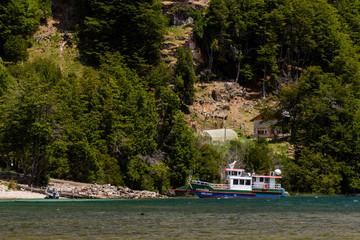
[252, 183, 282, 189]
[210, 183, 229, 189]
[191, 180, 229, 189]
[191, 180, 211, 186]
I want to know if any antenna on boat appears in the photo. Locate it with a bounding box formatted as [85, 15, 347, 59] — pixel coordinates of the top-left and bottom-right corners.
[229, 161, 236, 169]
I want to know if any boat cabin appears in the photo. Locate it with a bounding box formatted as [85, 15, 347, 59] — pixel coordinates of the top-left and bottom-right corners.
[223, 168, 252, 191]
[223, 168, 283, 190]
[252, 174, 282, 189]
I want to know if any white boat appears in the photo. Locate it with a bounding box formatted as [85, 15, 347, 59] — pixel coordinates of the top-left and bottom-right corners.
[45, 187, 59, 199]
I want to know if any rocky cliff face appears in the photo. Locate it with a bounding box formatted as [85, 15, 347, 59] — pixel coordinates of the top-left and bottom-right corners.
[160, 1, 264, 134]
[161, 0, 208, 69]
[162, 0, 209, 26]
[49, 0, 207, 71]
[188, 81, 262, 134]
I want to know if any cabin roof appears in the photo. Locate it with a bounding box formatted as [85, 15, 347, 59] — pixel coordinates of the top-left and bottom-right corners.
[252, 175, 282, 179]
[223, 168, 245, 171]
[250, 114, 264, 122]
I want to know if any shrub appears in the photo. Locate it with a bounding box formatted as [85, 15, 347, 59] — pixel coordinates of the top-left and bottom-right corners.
[3, 36, 29, 63]
[8, 178, 19, 191]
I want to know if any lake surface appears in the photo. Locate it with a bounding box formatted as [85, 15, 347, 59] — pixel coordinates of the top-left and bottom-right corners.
[0, 197, 359, 239]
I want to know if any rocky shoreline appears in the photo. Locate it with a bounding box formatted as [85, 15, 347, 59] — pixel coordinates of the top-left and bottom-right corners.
[43, 180, 168, 199]
[0, 174, 168, 199]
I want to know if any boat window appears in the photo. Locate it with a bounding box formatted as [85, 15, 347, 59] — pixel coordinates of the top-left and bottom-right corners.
[265, 178, 270, 183]
[246, 180, 251, 185]
[260, 177, 264, 182]
[233, 179, 239, 185]
[231, 171, 237, 176]
[240, 179, 244, 185]
[252, 177, 256, 182]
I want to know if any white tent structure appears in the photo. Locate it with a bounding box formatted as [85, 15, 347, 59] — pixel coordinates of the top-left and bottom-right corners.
[200, 128, 238, 143]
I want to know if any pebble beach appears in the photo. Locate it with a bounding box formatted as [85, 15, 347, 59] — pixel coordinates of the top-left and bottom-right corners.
[0, 182, 45, 199]
[0, 179, 167, 199]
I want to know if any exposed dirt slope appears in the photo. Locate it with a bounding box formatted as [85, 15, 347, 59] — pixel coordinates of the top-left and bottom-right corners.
[188, 82, 263, 134]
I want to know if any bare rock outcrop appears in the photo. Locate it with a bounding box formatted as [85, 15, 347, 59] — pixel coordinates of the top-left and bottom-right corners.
[160, 0, 206, 69]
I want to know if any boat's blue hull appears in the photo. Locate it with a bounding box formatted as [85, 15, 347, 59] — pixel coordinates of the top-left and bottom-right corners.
[192, 190, 282, 198]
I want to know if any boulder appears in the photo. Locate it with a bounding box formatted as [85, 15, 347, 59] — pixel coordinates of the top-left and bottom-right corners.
[211, 90, 222, 101]
[224, 83, 231, 90]
[213, 109, 229, 119]
[222, 103, 231, 110]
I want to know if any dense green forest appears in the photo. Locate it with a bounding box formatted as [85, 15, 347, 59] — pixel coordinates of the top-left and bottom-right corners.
[192, 0, 360, 194]
[0, 0, 206, 193]
[1, 0, 360, 195]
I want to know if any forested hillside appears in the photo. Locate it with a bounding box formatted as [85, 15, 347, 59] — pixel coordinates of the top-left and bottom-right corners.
[191, 0, 360, 194]
[1, 0, 360, 195]
[0, 0, 214, 193]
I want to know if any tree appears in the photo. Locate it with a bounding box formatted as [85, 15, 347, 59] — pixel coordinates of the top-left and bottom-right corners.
[243, 138, 274, 174]
[199, 0, 231, 77]
[284, 147, 343, 194]
[3, 36, 29, 63]
[165, 113, 197, 187]
[0, 0, 51, 58]
[194, 0, 356, 87]
[0, 58, 11, 97]
[174, 47, 196, 106]
[270, 66, 360, 194]
[77, 0, 167, 71]
[257, 44, 279, 98]
[195, 144, 221, 183]
[1, 58, 61, 185]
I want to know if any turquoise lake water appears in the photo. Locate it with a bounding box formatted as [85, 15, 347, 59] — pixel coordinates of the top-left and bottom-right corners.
[0, 197, 359, 239]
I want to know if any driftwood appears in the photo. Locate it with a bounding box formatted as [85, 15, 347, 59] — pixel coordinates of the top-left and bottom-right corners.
[17, 182, 167, 199]
[0, 172, 167, 199]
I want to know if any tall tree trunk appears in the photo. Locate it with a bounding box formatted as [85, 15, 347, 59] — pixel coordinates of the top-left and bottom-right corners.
[1, 154, 10, 181]
[262, 66, 267, 98]
[6, 156, 9, 182]
[22, 148, 27, 184]
[290, 116, 297, 142]
[235, 53, 242, 83]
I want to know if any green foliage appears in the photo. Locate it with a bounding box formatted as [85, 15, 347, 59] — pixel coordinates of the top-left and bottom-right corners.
[101, 156, 124, 186]
[8, 178, 19, 190]
[6, 0, 360, 196]
[0, 58, 11, 97]
[243, 138, 274, 174]
[284, 147, 343, 195]
[0, 0, 203, 192]
[3, 36, 29, 63]
[239, 64, 254, 83]
[65, 133, 100, 183]
[0, 0, 51, 58]
[267, 65, 360, 194]
[150, 161, 171, 194]
[1, 58, 60, 185]
[165, 113, 197, 187]
[126, 156, 171, 193]
[125, 156, 151, 190]
[193, 0, 360, 88]
[77, 0, 167, 71]
[194, 144, 221, 183]
[174, 47, 196, 106]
